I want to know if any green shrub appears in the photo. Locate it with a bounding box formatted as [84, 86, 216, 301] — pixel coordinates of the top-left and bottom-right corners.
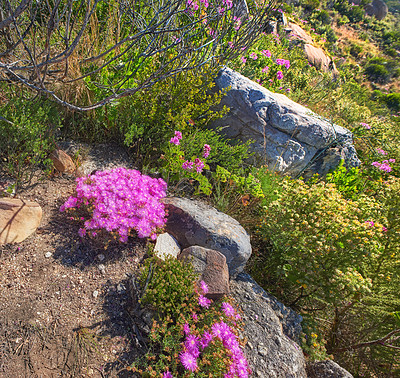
[0, 98, 59, 191]
[383, 92, 400, 112]
[365, 63, 390, 83]
[254, 179, 384, 307]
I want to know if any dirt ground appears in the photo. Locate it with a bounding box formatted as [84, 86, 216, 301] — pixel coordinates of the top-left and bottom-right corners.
[0, 174, 149, 377]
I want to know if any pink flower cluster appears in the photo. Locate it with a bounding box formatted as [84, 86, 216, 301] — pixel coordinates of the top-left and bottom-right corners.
[276, 58, 290, 69]
[261, 49, 271, 57]
[60, 168, 167, 242]
[372, 159, 395, 173]
[276, 70, 284, 80]
[360, 122, 371, 129]
[177, 281, 249, 377]
[170, 130, 182, 145]
[376, 148, 388, 155]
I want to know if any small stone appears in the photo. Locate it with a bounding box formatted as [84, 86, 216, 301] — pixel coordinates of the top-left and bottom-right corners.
[98, 264, 106, 274]
[154, 232, 181, 261]
[45, 252, 52, 258]
[93, 290, 99, 298]
[258, 347, 268, 357]
[97, 254, 105, 261]
[117, 283, 126, 293]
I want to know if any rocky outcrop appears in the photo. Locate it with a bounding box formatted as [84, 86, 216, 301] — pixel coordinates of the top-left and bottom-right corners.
[163, 197, 252, 276]
[286, 22, 313, 44]
[307, 360, 354, 378]
[231, 273, 307, 377]
[211, 67, 360, 177]
[0, 198, 42, 244]
[304, 44, 339, 76]
[365, 0, 388, 20]
[178, 246, 230, 300]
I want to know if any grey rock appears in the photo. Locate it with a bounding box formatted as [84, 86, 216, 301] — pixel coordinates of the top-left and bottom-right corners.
[365, 0, 388, 20]
[154, 232, 181, 261]
[178, 246, 230, 300]
[307, 360, 353, 378]
[92, 290, 99, 298]
[211, 67, 360, 178]
[45, 252, 52, 258]
[231, 272, 307, 377]
[163, 197, 251, 276]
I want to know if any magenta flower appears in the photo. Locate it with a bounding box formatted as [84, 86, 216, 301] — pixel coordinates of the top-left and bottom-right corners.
[169, 136, 180, 145]
[240, 56, 247, 64]
[228, 41, 234, 48]
[222, 302, 235, 317]
[250, 52, 258, 60]
[200, 330, 213, 349]
[175, 130, 182, 140]
[276, 71, 284, 80]
[261, 49, 271, 58]
[200, 280, 209, 294]
[180, 351, 198, 372]
[365, 220, 375, 227]
[162, 372, 174, 378]
[203, 144, 211, 158]
[360, 122, 371, 129]
[183, 322, 191, 335]
[184, 334, 200, 357]
[198, 294, 211, 308]
[262, 65, 269, 73]
[182, 161, 194, 171]
[194, 158, 205, 173]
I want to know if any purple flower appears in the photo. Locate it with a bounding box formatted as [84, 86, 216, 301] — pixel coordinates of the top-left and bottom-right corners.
[180, 351, 198, 372]
[203, 144, 211, 158]
[182, 161, 194, 171]
[261, 49, 271, 58]
[222, 302, 235, 317]
[200, 280, 209, 294]
[200, 330, 213, 349]
[198, 295, 211, 308]
[169, 136, 180, 145]
[194, 158, 205, 173]
[184, 334, 200, 357]
[183, 323, 191, 335]
[162, 372, 174, 378]
[175, 130, 182, 140]
[276, 71, 284, 80]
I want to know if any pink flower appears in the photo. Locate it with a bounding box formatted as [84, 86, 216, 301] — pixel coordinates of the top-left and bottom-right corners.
[162, 372, 174, 378]
[365, 220, 375, 227]
[169, 136, 180, 145]
[250, 52, 258, 60]
[262, 65, 269, 73]
[240, 56, 247, 64]
[261, 49, 271, 57]
[200, 280, 209, 294]
[195, 158, 205, 173]
[200, 330, 213, 349]
[222, 302, 235, 317]
[192, 312, 198, 321]
[276, 70, 284, 80]
[198, 294, 211, 308]
[203, 144, 211, 158]
[182, 161, 194, 171]
[183, 323, 191, 335]
[184, 334, 200, 357]
[180, 351, 198, 372]
[228, 41, 234, 49]
[382, 226, 388, 232]
[175, 130, 182, 140]
[360, 122, 371, 129]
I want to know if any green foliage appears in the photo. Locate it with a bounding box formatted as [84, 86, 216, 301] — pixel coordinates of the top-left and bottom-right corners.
[134, 256, 248, 377]
[140, 255, 198, 319]
[365, 63, 390, 83]
[383, 92, 400, 112]
[0, 97, 59, 191]
[325, 160, 365, 199]
[255, 179, 383, 308]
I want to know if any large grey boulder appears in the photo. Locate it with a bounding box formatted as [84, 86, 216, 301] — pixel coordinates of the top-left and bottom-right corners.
[307, 360, 353, 378]
[231, 273, 307, 377]
[211, 67, 360, 178]
[163, 197, 251, 276]
[365, 0, 388, 21]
